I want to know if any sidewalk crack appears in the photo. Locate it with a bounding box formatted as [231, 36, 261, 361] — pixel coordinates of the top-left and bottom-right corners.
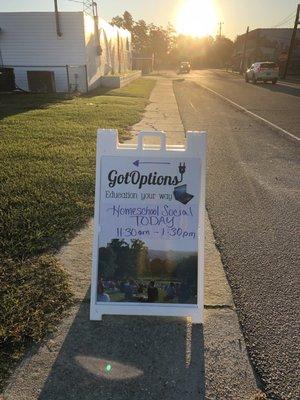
[204, 304, 234, 310]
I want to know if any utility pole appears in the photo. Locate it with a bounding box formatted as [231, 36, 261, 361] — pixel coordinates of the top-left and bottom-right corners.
[240, 26, 249, 74]
[218, 22, 224, 37]
[283, 4, 300, 79]
[83, 0, 97, 16]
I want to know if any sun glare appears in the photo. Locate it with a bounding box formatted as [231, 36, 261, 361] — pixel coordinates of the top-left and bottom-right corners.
[175, 0, 218, 38]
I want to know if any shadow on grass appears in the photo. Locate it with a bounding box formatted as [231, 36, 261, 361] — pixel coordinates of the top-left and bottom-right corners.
[84, 87, 117, 97]
[0, 92, 73, 121]
[38, 291, 205, 400]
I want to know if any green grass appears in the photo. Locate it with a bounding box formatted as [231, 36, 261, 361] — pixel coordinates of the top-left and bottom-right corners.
[0, 78, 155, 258]
[0, 256, 73, 389]
[92, 78, 155, 99]
[0, 78, 156, 391]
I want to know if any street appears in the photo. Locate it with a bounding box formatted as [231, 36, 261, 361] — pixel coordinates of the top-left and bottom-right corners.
[1, 1, 300, 398]
[187, 70, 299, 139]
[173, 70, 300, 400]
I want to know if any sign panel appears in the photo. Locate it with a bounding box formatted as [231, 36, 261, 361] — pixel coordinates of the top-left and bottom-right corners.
[90, 130, 206, 323]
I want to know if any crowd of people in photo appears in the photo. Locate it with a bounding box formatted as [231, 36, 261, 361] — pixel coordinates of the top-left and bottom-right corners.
[97, 278, 195, 303]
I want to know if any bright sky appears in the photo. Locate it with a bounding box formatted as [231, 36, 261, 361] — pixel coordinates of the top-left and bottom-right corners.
[1, 0, 299, 39]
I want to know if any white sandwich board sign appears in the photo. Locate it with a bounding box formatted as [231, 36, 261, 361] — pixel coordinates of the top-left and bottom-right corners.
[90, 130, 206, 323]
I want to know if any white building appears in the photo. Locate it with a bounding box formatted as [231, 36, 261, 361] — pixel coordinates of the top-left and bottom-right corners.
[0, 12, 133, 92]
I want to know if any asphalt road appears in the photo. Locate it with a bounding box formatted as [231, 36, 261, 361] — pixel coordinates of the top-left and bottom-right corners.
[173, 71, 300, 400]
[185, 69, 300, 139]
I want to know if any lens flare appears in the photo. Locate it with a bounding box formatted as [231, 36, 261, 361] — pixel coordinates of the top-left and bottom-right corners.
[175, 0, 218, 37]
[104, 363, 112, 373]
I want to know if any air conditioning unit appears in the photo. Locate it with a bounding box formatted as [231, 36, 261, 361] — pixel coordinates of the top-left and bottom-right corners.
[0, 68, 16, 92]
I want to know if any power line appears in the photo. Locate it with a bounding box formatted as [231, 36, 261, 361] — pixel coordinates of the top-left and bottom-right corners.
[83, 0, 96, 15]
[272, 10, 296, 28]
[66, 0, 95, 15]
[67, 0, 84, 4]
[273, 16, 296, 28]
[272, 10, 295, 26]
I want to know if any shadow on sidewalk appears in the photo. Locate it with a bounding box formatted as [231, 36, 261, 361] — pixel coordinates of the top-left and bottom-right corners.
[38, 292, 205, 400]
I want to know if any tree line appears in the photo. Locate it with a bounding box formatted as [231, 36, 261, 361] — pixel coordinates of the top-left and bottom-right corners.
[98, 238, 197, 285]
[111, 11, 234, 68]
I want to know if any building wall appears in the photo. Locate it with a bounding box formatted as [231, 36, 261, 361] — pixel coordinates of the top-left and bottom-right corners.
[11, 66, 69, 92]
[0, 12, 87, 91]
[84, 14, 132, 91]
[233, 28, 300, 74]
[0, 12, 132, 93]
[83, 13, 101, 91]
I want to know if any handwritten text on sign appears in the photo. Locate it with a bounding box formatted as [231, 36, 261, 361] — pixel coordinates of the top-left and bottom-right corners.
[99, 156, 201, 252]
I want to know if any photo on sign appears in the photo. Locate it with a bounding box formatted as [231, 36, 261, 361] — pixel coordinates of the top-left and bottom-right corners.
[97, 239, 197, 304]
[96, 156, 201, 305]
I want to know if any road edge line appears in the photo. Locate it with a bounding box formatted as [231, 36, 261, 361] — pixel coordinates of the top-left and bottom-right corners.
[196, 82, 300, 142]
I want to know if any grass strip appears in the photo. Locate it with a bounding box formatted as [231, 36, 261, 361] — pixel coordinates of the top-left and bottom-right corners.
[0, 78, 156, 390]
[0, 78, 155, 258]
[0, 256, 73, 390]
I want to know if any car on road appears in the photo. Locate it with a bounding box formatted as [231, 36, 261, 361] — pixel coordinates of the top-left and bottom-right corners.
[178, 61, 191, 74]
[245, 62, 279, 84]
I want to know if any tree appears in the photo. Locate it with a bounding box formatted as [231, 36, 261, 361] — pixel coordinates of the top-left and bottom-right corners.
[174, 255, 197, 285]
[149, 258, 164, 277]
[131, 239, 149, 277]
[98, 246, 117, 278]
[211, 36, 234, 67]
[110, 11, 175, 63]
[108, 239, 134, 279]
[148, 257, 176, 277]
[99, 239, 151, 280]
[110, 11, 234, 71]
[132, 19, 150, 55]
[111, 11, 134, 32]
[110, 15, 124, 28]
[168, 34, 234, 68]
[123, 11, 134, 32]
[148, 24, 175, 67]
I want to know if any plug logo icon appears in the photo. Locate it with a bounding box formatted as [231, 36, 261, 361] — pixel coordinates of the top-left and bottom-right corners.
[178, 162, 186, 175]
[173, 162, 194, 205]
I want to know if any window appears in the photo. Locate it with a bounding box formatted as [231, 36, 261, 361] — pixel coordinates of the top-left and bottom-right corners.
[260, 62, 278, 69]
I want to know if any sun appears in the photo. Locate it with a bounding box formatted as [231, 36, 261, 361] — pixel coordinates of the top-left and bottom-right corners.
[174, 0, 218, 37]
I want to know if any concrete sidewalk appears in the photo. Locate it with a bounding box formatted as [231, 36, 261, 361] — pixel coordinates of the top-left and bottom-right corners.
[3, 77, 263, 400]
